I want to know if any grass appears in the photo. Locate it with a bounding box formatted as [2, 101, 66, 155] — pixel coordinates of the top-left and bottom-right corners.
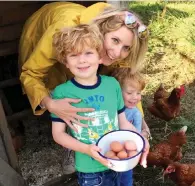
[128, 1, 195, 185]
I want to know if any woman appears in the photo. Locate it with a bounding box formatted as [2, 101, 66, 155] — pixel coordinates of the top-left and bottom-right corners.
[19, 1, 148, 126]
[18, 1, 149, 173]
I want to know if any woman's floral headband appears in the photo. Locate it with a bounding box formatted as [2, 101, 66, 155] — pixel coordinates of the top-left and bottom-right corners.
[125, 12, 149, 39]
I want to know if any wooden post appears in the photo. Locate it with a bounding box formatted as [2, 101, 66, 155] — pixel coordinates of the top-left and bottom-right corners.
[0, 134, 8, 163]
[0, 99, 18, 171]
[0, 89, 13, 115]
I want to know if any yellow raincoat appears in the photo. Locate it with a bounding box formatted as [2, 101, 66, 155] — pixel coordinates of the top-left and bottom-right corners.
[19, 2, 144, 116]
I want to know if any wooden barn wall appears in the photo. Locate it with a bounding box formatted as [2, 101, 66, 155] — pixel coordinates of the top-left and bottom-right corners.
[0, 2, 47, 56]
[0, 1, 101, 57]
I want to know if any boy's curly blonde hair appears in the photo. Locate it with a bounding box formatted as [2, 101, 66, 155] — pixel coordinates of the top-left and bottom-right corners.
[53, 24, 103, 64]
[112, 67, 145, 91]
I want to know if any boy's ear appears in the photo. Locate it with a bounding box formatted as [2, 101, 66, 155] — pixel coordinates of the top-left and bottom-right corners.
[65, 63, 69, 69]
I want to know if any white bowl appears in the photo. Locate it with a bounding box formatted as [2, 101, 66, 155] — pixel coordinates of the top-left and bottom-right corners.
[96, 130, 145, 172]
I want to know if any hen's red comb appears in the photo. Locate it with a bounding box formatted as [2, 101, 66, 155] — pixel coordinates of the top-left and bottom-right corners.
[179, 84, 185, 96]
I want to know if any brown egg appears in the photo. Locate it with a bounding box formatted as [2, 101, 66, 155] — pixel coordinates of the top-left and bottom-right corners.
[117, 150, 128, 159]
[124, 140, 137, 151]
[110, 141, 124, 152]
[112, 156, 120, 160]
[128, 150, 138, 158]
[104, 150, 116, 158]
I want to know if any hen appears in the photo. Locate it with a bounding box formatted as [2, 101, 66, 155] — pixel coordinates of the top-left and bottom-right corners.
[164, 162, 195, 186]
[148, 84, 185, 121]
[147, 126, 187, 168]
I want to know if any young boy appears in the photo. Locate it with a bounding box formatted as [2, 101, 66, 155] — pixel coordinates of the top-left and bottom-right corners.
[50, 24, 149, 186]
[112, 67, 151, 186]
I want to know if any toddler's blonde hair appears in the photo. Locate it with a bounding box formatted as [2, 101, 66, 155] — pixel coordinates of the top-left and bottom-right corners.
[112, 67, 145, 91]
[53, 24, 103, 64]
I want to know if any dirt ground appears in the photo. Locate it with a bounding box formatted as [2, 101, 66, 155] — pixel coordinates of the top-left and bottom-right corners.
[18, 114, 64, 186]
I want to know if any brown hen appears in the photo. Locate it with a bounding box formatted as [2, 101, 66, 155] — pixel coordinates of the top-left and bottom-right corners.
[147, 126, 187, 168]
[164, 162, 195, 186]
[148, 84, 185, 121]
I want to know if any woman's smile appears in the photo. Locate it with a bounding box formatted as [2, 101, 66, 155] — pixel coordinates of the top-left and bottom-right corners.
[106, 51, 116, 60]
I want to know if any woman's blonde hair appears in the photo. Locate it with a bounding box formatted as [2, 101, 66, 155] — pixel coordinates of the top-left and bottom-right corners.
[93, 6, 148, 73]
[112, 67, 145, 91]
[53, 24, 103, 64]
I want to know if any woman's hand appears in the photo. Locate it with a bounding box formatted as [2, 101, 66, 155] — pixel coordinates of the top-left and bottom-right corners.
[85, 144, 110, 168]
[42, 96, 95, 132]
[140, 137, 150, 168]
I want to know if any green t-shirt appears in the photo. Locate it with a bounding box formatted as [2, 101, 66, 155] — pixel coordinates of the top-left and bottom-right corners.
[51, 75, 125, 173]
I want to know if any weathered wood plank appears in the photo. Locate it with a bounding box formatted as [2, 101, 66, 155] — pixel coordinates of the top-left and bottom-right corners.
[0, 99, 18, 171]
[7, 109, 32, 122]
[0, 135, 8, 163]
[0, 40, 18, 56]
[0, 157, 26, 186]
[0, 2, 44, 12]
[0, 89, 13, 115]
[0, 78, 20, 89]
[0, 3, 44, 26]
[0, 24, 23, 42]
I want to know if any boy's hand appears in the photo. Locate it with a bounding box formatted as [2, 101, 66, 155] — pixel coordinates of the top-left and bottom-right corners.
[140, 137, 150, 168]
[85, 144, 110, 168]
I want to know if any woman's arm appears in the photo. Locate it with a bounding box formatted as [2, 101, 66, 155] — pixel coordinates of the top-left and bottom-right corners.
[20, 22, 65, 115]
[52, 122, 109, 167]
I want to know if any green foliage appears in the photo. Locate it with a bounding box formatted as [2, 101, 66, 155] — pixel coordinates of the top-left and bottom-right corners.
[129, 2, 195, 61]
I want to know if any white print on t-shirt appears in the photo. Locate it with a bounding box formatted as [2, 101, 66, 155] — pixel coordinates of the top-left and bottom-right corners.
[72, 110, 119, 144]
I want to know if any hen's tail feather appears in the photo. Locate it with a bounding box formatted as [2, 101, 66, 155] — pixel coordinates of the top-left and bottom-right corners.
[154, 83, 169, 101]
[180, 126, 187, 133]
[147, 104, 170, 121]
